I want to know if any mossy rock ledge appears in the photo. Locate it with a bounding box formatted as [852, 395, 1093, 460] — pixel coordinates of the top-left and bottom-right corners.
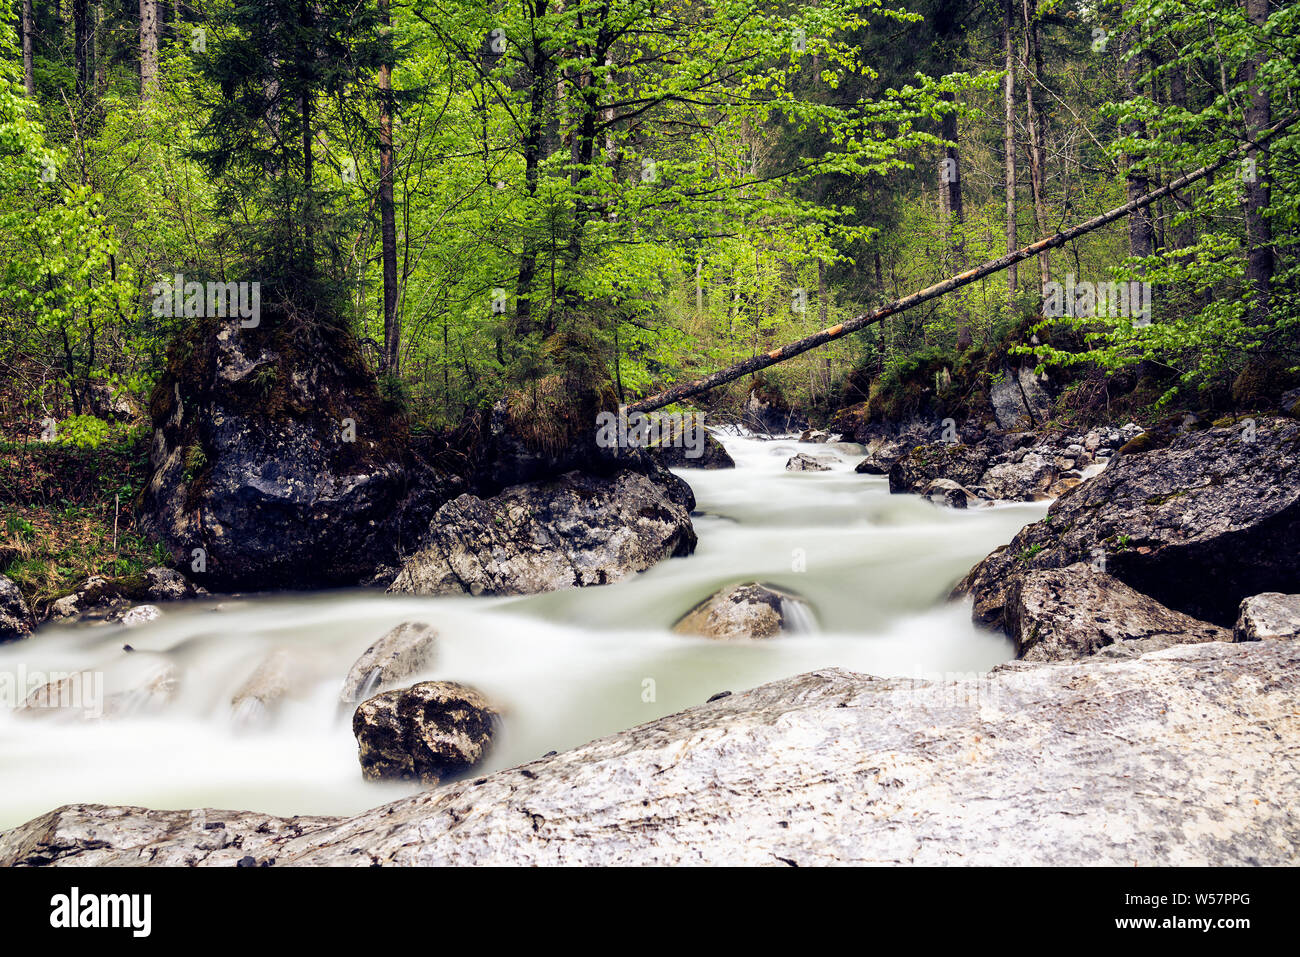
[139, 315, 411, 591]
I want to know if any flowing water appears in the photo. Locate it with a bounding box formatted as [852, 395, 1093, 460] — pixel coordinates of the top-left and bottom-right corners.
[0, 433, 1050, 828]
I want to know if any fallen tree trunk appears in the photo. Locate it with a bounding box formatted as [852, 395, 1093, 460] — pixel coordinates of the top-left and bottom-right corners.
[629, 112, 1300, 415]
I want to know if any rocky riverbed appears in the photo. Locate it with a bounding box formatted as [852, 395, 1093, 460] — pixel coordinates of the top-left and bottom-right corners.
[2, 409, 1298, 865]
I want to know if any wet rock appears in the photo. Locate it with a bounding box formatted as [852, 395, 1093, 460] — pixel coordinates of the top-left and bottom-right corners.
[46, 576, 122, 622]
[107, 605, 161, 628]
[978, 451, 1059, 501]
[888, 442, 993, 494]
[352, 681, 499, 785]
[785, 452, 834, 472]
[11, 642, 1300, 866]
[0, 575, 34, 643]
[742, 386, 806, 435]
[139, 317, 411, 591]
[1234, 593, 1300, 642]
[142, 567, 202, 601]
[1006, 563, 1229, 661]
[340, 622, 438, 704]
[799, 429, 831, 443]
[955, 417, 1300, 631]
[230, 649, 304, 727]
[989, 364, 1050, 430]
[389, 468, 695, 597]
[921, 478, 974, 509]
[672, 583, 800, 640]
[853, 438, 908, 475]
[656, 430, 735, 469]
[19, 657, 180, 721]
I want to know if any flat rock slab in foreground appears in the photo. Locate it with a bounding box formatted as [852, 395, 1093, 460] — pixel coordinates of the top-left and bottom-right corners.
[3, 641, 1297, 866]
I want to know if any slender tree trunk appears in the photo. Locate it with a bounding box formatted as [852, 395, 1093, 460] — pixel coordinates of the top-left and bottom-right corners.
[378, 0, 400, 373]
[939, 92, 971, 348]
[1168, 63, 1196, 253]
[516, 0, 552, 336]
[140, 0, 159, 100]
[1004, 0, 1017, 299]
[1243, 0, 1273, 319]
[22, 0, 35, 96]
[817, 258, 828, 326]
[1122, 7, 1155, 261]
[73, 0, 91, 100]
[1022, 0, 1049, 291]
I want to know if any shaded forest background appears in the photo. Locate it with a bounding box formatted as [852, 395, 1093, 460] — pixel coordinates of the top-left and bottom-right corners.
[1, 0, 1298, 597]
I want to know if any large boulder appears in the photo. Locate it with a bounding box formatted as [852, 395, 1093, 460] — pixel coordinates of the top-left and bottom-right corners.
[655, 430, 735, 469]
[0, 574, 34, 642]
[340, 622, 438, 703]
[853, 437, 909, 475]
[672, 583, 802, 640]
[1234, 593, 1300, 643]
[888, 442, 993, 494]
[8, 642, 1300, 865]
[139, 318, 411, 590]
[989, 364, 1050, 430]
[977, 451, 1059, 501]
[352, 681, 499, 785]
[955, 418, 1300, 630]
[741, 385, 806, 435]
[388, 468, 695, 597]
[1006, 563, 1229, 661]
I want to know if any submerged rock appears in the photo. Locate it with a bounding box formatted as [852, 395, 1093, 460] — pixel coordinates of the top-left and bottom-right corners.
[921, 478, 975, 509]
[785, 452, 834, 472]
[8, 642, 1299, 865]
[1234, 593, 1300, 643]
[955, 417, 1300, 630]
[352, 681, 499, 785]
[388, 468, 695, 597]
[340, 622, 438, 704]
[230, 649, 306, 728]
[672, 583, 803, 640]
[1006, 563, 1228, 661]
[0, 575, 34, 643]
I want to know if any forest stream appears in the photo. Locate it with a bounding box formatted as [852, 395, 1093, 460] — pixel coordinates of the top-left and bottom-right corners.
[0, 431, 1050, 828]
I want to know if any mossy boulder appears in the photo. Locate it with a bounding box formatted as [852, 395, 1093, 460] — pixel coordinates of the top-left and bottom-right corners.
[140, 314, 411, 590]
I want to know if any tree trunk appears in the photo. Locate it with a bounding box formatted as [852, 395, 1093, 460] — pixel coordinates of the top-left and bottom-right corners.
[1004, 0, 1017, 300]
[1022, 0, 1049, 292]
[378, 0, 400, 373]
[22, 0, 35, 96]
[73, 0, 91, 100]
[1243, 0, 1273, 319]
[515, 0, 552, 336]
[939, 91, 970, 347]
[1122, 7, 1155, 261]
[140, 0, 159, 100]
[625, 111, 1300, 414]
